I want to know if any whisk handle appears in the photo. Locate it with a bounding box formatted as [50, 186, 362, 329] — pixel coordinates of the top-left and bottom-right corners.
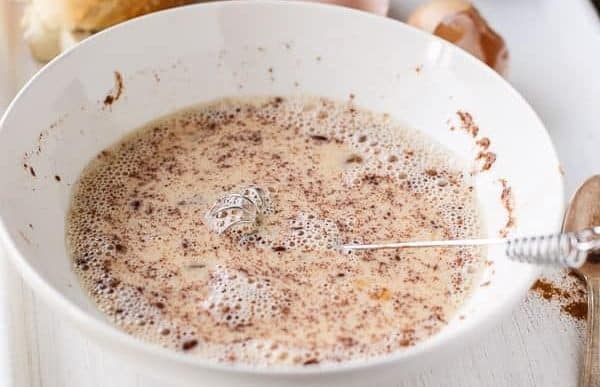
[505, 227, 600, 268]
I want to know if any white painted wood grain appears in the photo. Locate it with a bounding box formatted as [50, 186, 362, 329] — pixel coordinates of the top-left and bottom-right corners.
[1, 0, 599, 386]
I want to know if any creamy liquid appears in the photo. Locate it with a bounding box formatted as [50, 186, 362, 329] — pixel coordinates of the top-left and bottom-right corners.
[67, 96, 483, 366]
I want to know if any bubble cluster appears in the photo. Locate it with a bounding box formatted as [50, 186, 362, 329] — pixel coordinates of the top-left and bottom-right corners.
[283, 212, 341, 251]
[202, 266, 278, 328]
[67, 95, 484, 366]
[242, 96, 478, 244]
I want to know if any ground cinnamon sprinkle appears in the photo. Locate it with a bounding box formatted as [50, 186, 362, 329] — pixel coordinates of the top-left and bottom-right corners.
[476, 137, 491, 150]
[450, 112, 496, 173]
[564, 301, 587, 321]
[103, 71, 124, 107]
[531, 279, 568, 300]
[476, 151, 496, 171]
[498, 178, 515, 237]
[456, 111, 479, 137]
[530, 273, 588, 321]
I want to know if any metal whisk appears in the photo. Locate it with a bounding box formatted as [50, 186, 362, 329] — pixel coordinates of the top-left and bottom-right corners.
[342, 227, 600, 268]
[205, 187, 269, 234]
[205, 188, 600, 268]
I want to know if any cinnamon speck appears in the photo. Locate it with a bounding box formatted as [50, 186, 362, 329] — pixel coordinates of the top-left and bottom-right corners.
[103, 71, 124, 107]
[337, 336, 357, 348]
[563, 301, 587, 320]
[531, 274, 588, 321]
[476, 137, 491, 150]
[476, 151, 496, 171]
[531, 279, 568, 300]
[346, 154, 363, 164]
[182, 339, 198, 351]
[303, 358, 320, 365]
[54, 175, 61, 182]
[456, 111, 479, 137]
[115, 244, 127, 253]
[498, 178, 516, 237]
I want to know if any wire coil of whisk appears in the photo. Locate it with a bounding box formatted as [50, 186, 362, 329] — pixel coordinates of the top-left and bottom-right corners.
[505, 231, 586, 267]
[205, 186, 270, 235]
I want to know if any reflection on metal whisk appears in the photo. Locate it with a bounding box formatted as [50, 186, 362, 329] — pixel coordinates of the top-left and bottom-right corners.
[342, 227, 600, 268]
[205, 187, 269, 234]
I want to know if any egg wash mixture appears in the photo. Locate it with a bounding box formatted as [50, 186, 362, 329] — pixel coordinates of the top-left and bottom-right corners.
[67, 96, 484, 366]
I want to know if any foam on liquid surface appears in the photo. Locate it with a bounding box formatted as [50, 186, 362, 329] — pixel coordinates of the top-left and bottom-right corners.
[67, 96, 484, 366]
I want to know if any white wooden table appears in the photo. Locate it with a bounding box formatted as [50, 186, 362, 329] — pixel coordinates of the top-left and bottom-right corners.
[1, 1, 599, 386]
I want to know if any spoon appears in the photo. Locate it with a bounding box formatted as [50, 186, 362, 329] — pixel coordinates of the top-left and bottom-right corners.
[563, 175, 600, 387]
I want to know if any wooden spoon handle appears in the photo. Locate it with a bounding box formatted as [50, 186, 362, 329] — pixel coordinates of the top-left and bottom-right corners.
[582, 277, 600, 387]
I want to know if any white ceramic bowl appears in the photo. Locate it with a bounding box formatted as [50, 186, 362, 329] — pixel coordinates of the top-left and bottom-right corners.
[0, 1, 563, 386]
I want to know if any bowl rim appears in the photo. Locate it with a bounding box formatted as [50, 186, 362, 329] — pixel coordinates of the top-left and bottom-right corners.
[0, 0, 562, 376]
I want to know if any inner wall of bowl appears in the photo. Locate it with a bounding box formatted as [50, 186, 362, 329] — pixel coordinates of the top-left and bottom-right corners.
[0, 3, 562, 336]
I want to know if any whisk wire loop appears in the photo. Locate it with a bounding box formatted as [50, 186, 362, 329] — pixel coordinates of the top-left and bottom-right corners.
[204, 187, 268, 234]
